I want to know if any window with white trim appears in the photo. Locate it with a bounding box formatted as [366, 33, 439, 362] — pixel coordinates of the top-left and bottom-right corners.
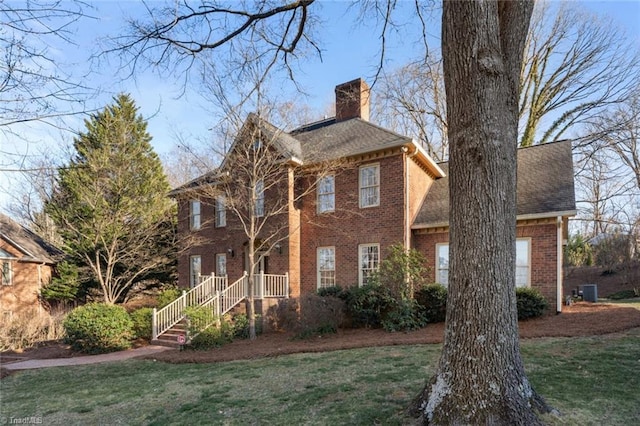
[190, 200, 201, 230]
[255, 179, 264, 217]
[515, 239, 531, 287]
[1, 260, 12, 286]
[436, 244, 449, 288]
[359, 243, 380, 286]
[435, 239, 531, 287]
[317, 247, 336, 289]
[317, 175, 335, 213]
[216, 253, 227, 276]
[215, 197, 226, 227]
[359, 164, 380, 208]
[190, 255, 201, 288]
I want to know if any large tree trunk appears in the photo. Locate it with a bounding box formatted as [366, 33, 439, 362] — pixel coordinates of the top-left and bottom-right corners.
[410, 1, 553, 424]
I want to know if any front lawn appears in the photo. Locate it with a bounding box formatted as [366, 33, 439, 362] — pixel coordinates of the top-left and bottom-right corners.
[2, 329, 639, 425]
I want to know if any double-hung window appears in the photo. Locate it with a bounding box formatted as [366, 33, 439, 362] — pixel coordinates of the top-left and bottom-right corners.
[359, 164, 380, 208]
[436, 244, 449, 287]
[255, 180, 265, 217]
[215, 196, 226, 227]
[190, 200, 201, 230]
[317, 247, 336, 289]
[359, 243, 380, 286]
[190, 255, 201, 288]
[515, 239, 531, 287]
[216, 253, 227, 276]
[317, 175, 335, 213]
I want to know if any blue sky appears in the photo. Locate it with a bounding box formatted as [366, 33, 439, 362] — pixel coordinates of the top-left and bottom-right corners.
[1, 0, 639, 211]
[80, 0, 640, 156]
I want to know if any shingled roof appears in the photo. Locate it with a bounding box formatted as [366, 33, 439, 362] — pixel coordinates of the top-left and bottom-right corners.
[0, 214, 63, 264]
[293, 117, 412, 162]
[413, 140, 577, 228]
[172, 115, 444, 194]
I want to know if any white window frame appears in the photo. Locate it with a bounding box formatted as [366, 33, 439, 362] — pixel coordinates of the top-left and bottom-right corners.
[190, 200, 201, 230]
[515, 238, 531, 288]
[215, 196, 226, 227]
[436, 243, 449, 288]
[255, 179, 265, 217]
[317, 247, 336, 289]
[359, 164, 380, 208]
[189, 255, 201, 288]
[1, 260, 12, 286]
[216, 253, 227, 277]
[359, 243, 380, 286]
[317, 175, 335, 214]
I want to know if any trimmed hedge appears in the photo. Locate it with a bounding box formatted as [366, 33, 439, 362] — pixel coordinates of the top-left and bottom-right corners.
[130, 307, 153, 340]
[516, 287, 548, 320]
[63, 303, 133, 354]
[415, 284, 448, 323]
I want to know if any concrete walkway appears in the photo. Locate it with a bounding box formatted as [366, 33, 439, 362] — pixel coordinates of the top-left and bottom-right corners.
[2, 345, 174, 371]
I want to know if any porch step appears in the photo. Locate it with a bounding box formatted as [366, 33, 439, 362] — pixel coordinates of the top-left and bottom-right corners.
[153, 320, 189, 347]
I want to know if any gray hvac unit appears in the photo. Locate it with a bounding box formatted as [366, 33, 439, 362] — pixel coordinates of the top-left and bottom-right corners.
[582, 284, 598, 302]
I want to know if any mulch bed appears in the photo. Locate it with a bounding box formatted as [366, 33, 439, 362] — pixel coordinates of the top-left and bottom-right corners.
[2, 302, 639, 374]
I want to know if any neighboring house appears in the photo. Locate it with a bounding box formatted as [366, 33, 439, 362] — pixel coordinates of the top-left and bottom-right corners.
[0, 213, 63, 318]
[173, 78, 576, 314]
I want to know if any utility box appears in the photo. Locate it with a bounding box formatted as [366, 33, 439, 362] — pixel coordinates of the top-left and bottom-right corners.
[582, 284, 598, 302]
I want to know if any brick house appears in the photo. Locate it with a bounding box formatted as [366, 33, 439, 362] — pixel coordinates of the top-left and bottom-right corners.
[0, 214, 63, 318]
[173, 78, 576, 314]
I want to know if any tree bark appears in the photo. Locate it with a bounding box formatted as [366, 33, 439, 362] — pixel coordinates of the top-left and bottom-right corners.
[410, 1, 553, 424]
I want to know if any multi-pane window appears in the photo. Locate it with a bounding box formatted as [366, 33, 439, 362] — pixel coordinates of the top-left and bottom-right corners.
[216, 253, 227, 276]
[435, 239, 531, 287]
[359, 164, 380, 208]
[317, 247, 336, 289]
[255, 180, 265, 217]
[215, 197, 226, 227]
[359, 244, 380, 286]
[317, 175, 335, 213]
[436, 244, 449, 287]
[1, 260, 12, 286]
[515, 239, 531, 287]
[190, 255, 201, 288]
[190, 200, 201, 230]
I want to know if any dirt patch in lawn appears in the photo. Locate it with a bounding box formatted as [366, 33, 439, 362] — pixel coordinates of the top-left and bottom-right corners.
[2, 302, 639, 371]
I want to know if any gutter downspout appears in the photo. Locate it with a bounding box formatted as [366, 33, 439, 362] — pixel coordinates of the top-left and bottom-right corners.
[557, 216, 563, 313]
[403, 145, 419, 251]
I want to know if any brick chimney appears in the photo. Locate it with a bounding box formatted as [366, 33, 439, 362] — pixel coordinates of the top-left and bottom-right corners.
[335, 78, 370, 122]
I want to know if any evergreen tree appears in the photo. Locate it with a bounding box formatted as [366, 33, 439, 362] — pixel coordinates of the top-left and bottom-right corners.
[47, 94, 176, 304]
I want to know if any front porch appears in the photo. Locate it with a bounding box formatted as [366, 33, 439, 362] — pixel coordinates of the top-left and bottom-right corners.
[152, 272, 289, 345]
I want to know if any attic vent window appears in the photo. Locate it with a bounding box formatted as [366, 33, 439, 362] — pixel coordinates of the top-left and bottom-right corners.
[1, 260, 12, 286]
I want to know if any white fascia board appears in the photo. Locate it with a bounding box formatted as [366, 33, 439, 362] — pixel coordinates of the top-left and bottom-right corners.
[411, 210, 578, 230]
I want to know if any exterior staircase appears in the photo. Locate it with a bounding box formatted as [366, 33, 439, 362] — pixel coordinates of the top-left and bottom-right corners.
[153, 319, 189, 347]
[151, 272, 289, 346]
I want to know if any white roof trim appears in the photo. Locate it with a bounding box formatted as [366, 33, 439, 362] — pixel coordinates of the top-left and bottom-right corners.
[411, 210, 578, 230]
[0, 233, 36, 259]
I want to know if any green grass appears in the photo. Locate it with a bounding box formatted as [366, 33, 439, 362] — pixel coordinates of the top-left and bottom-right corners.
[2, 330, 640, 425]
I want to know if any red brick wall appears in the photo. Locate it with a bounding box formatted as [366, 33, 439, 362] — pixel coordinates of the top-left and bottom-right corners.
[413, 220, 559, 304]
[177, 152, 440, 297]
[176, 176, 292, 289]
[299, 154, 408, 294]
[518, 222, 558, 304]
[0, 240, 52, 316]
